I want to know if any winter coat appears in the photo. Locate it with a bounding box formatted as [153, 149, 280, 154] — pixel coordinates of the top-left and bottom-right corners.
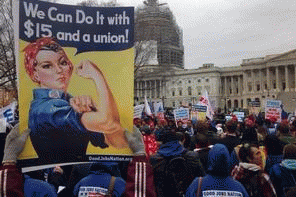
[232, 162, 277, 197]
[269, 159, 296, 197]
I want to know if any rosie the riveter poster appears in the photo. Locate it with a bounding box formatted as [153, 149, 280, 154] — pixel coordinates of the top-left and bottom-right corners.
[14, 0, 134, 169]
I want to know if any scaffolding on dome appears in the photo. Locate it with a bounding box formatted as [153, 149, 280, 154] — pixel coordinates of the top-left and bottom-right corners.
[135, 0, 184, 69]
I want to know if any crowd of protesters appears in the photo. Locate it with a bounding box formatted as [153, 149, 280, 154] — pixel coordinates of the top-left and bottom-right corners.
[1, 108, 296, 196]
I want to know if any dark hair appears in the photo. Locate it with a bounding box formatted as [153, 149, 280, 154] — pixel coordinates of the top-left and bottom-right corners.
[264, 135, 285, 155]
[226, 120, 237, 133]
[194, 120, 209, 135]
[278, 120, 290, 134]
[241, 127, 258, 145]
[238, 143, 259, 163]
[155, 126, 180, 143]
[283, 144, 296, 160]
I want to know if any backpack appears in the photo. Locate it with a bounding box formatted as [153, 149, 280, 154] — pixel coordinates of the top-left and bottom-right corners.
[153, 152, 196, 197]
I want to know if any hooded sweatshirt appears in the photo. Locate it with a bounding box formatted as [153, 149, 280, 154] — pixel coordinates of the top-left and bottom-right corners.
[73, 163, 125, 197]
[269, 159, 296, 197]
[186, 144, 249, 197]
[24, 175, 57, 197]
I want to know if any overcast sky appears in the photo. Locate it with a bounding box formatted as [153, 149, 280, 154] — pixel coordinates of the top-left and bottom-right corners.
[57, 0, 296, 69]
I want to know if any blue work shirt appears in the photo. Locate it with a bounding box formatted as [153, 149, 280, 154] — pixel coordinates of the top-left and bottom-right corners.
[29, 88, 108, 164]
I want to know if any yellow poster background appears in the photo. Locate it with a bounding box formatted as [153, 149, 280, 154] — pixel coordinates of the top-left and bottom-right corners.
[18, 40, 134, 160]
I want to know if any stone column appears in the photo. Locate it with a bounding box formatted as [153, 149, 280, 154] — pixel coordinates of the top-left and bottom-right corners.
[243, 71, 247, 94]
[260, 69, 263, 93]
[224, 77, 227, 96]
[295, 65, 296, 91]
[162, 80, 166, 98]
[285, 65, 290, 92]
[144, 81, 147, 97]
[136, 81, 140, 98]
[251, 70, 254, 93]
[150, 80, 153, 98]
[238, 75, 242, 95]
[231, 76, 234, 95]
[276, 67, 280, 92]
[266, 67, 270, 92]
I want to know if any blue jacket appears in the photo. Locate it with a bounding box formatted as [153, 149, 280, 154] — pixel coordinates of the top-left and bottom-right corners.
[186, 144, 249, 197]
[29, 88, 108, 164]
[73, 163, 126, 197]
[269, 159, 296, 197]
[156, 140, 185, 157]
[24, 175, 57, 197]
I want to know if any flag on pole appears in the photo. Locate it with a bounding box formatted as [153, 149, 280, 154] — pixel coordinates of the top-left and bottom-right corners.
[144, 96, 153, 116]
[199, 90, 214, 120]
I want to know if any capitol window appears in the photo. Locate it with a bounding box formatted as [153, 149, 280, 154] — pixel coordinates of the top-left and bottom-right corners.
[188, 87, 192, 95]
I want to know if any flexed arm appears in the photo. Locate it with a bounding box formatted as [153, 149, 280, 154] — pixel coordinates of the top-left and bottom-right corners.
[76, 60, 127, 148]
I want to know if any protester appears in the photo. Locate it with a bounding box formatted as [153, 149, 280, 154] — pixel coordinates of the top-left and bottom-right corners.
[191, 120, 212, 149]
[229, 121, 266, 170]
[277, 120, 296, 144]
[141, 124, 158, 157]
[124, 126, 157, 197]
[231, 143, 276, 197]
[0, 124, 58, 197]
[176, 120, 187, 133]
[73, 162, 126, 197]
[185, 120, 195, 137]
[264, 134, 285, 173]
[269, 144, 296, 197]
[186, 144, 249, 197]
[218, 118, 240, 154]
[151, 127, 205, 197]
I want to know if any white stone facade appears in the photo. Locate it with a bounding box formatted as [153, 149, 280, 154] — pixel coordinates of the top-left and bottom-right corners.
[135, 49, 296, 113]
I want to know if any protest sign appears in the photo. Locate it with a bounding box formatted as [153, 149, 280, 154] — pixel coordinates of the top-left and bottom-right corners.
[0, 101, 17, 124]
[14, 0, 134, 168]
[191, 104, 207, 121]
[134, 104, 144, 119]
[232, 112, 245, 122]
[154, 101, 165, 120]
[192, 104, 207, 112]
[265, 100, 282, 123]
[248, 101, 261, 115]
[174, 108, 190, 124]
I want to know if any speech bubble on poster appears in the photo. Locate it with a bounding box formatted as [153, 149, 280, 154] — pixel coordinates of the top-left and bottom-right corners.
[19, 1, 134, 54]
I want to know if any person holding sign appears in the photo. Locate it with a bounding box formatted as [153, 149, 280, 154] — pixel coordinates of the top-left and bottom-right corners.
[23, 37, 128, 164]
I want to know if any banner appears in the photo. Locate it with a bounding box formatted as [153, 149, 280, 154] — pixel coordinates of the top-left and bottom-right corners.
[265, 100, 282, 123]
[14, 0, 134, 168]
[174, 108, 190, 124]
[134, 104, 144, 119]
